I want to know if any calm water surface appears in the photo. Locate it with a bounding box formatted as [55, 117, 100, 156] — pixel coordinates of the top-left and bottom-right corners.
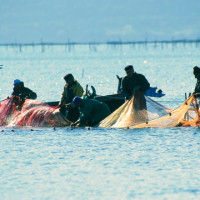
[0, 43, 200, 199]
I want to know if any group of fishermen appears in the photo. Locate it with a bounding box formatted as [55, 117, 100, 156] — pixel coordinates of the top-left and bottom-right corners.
[11, 65, 200, 127]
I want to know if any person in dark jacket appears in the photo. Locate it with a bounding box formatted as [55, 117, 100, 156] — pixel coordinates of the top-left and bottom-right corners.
[12, 79, 37, 100]
[59, 73, 84, 106]
[70, 96, 111, 127]
[193, 66, 200, 98]
[120, 65, 150, 110]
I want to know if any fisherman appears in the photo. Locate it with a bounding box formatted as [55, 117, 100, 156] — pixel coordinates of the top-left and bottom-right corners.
[120, 65, 150, 110]
[193, 66, 200, 98]
[59, 73, 84, 106]
[12, 79, 37, 100]
[59, 73, 84, 122]
[70, 96, 111, 127]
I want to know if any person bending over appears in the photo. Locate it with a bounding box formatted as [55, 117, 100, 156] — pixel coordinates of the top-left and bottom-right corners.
[70, 96, 111, 127]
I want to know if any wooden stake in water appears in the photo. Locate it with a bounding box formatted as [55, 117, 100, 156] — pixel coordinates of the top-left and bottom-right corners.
[82, 69, 84, 78]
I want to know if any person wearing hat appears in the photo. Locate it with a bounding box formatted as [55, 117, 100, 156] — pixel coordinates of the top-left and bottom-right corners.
[12, 79, 37, 100]
[193, 66, 200, 98]
[70, 96, 111, 127]
[59, 73, 84, 107]
[120, 65, 150, 110]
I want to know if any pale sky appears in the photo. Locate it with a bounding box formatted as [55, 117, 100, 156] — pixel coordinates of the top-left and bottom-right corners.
[0, 0, 200, 43]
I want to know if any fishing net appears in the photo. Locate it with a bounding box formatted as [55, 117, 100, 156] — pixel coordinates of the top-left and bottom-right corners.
[0, 97, 17, 126]
[99, 95, 199, 129]
[0, 97, 70, 127]
[1, 95, 199, 129]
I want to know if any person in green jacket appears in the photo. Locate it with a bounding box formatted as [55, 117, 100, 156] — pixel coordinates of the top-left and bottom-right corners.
[70, 96, 111, 127]
[59, 73, 84, 106]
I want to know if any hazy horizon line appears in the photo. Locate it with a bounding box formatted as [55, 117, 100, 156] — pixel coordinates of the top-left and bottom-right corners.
[0, 38, 200, 46]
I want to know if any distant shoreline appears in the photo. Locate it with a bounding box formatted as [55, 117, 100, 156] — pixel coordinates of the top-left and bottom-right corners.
[0, 39, 200, 46]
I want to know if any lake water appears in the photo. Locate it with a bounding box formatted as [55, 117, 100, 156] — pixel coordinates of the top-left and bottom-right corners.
[1, 43, 200, 199]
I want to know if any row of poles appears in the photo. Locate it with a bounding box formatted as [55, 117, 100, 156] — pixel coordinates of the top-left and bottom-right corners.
[0, 39, 200, 53]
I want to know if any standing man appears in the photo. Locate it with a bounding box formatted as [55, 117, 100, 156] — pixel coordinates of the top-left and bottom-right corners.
[59, 73, 84, 106]
[120, 65, 150, 110]
[70, 96, 111, 127]
[12, 79, 37, 100]
[193, 66, 200, 98]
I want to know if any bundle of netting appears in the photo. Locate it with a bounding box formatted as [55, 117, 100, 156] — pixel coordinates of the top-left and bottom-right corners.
[0, 97, 17, 126]
[0, 97, 70, 127]
[99, 95, 199, 129]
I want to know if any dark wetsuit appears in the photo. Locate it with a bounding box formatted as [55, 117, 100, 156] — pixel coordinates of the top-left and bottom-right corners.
[194, 80, 200, 93]
[194, 80, 200, 97]
[12, 85, 37, 100]
[121, 72, 150, 98]
[121, 72, 150, 110]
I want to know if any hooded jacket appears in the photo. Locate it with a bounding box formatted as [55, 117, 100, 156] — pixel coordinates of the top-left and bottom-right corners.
[60, 80, 84, 105]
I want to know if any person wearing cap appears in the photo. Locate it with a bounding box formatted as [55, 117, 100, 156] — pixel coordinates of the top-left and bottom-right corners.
[70, 96, 111, 127]
[193, 66, 200, 98]
[59, 73, 84, 107]
[120, 65, 150, 109]
[12, 79, 37, 100]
